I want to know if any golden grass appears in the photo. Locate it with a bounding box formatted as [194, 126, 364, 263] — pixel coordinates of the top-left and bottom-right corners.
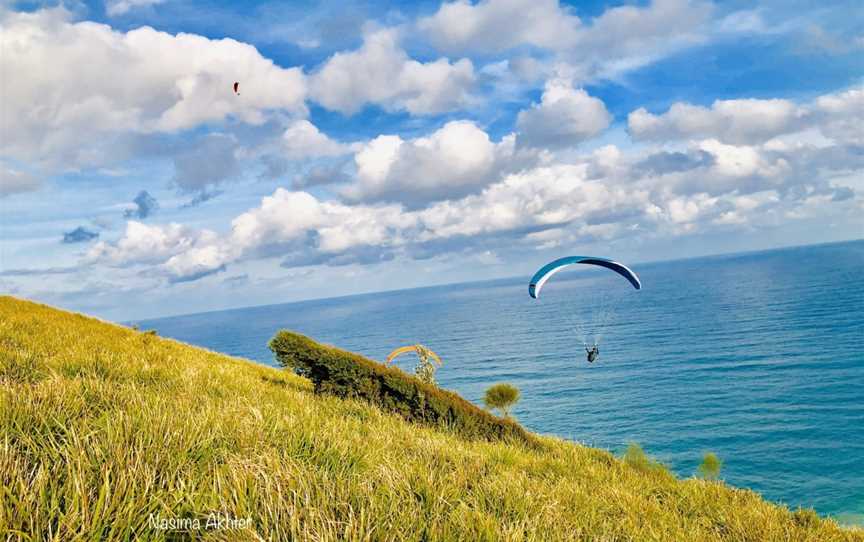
[0, 295, 859, 541]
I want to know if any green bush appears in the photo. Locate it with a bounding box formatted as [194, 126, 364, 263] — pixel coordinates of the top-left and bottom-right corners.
[697, 452, 723, 480]
[269, 330, 537, 447]
[483, 383, 520, 418]
[622, 442, 670, 475]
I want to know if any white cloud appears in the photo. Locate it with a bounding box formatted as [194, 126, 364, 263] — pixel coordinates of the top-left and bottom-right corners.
[699, 139, 788, 181]
[413, 164, 623, 239]
[106, 0, 165, 16]
[813, 88, 864, 145]
[153, 189, 415, 280]
[418, 0, 582, 54]
[88, 129, 863, 283]
[590, 136, 824, 199]
[163, 244, 229, 282]
[342, 120, 532, 204]
[419, 0, 713, 82]
[88, 221, 218, 267]
[0, 8, 306, 169]
[309, 28, 475, 115]
[570, 0, 712, 68]
[628, 99, 806, 145]
[516, 78, 610, 148]
[627, 139, 792, 198]
[90, 163, 644, 282]
[628, 87, 864, 145]
[281, 120, 359, 159]
[664, 194, 718, 224]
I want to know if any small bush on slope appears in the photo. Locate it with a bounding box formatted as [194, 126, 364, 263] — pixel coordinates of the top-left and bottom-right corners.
[483, 383, 521, 418]
[0, 296, 859, 541]
[698, 452, 723, 480]
[623, 442, 670, 475]
[269, 330, 535, 447]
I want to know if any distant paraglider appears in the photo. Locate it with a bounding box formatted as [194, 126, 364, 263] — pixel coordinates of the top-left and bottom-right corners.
[528, 256, 641, 363]
[233, 82, 240, 95]
[386, 344, 442, 365]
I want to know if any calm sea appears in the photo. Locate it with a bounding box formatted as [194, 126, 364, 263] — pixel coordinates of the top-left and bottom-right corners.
[139, 240, 864, 523]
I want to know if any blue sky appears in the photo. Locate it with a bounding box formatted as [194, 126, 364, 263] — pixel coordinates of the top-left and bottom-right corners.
[1, 0, 862, 320]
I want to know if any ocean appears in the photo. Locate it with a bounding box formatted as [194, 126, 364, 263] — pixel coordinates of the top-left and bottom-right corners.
[139, 240, 864, 523]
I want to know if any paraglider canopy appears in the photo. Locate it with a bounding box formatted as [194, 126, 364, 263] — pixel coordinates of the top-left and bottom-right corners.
[233, 82, 239, 95]
[529, 256, 641, 299]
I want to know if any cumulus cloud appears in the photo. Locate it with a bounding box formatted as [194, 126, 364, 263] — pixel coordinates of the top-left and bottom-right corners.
[0, 166, 41, 197]
[566, 0, 712, 72]
[515, 78, 610, 148]
[628, 87, 864, 145]
[418, 0, 582, 54]
[88, 221, 219, 269]
[619, 88, 864, 211]
[342, 120, 533, 205]
[629, 98, 807, 144]
[1, 8, 306, 169]
[589, 138, 806, 198]
[309, 28, 476, 115]
[91, 115, 864, 283]
[813, 88, 864, 145]
[147, 190, 412, 280]
[87, 164, 649, 282]
[419, 0, 713, 81]
[62, 226, 100, 244]
[88, 130, 863, 283]
[281, 120, 358, 159]
[124, 190, 159, 219]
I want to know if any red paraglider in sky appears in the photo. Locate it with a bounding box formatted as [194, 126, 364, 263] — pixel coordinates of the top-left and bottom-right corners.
[233, 82, 239, 95]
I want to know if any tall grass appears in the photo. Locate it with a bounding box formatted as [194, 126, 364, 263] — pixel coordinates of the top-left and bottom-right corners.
[0, 296, 859, 541]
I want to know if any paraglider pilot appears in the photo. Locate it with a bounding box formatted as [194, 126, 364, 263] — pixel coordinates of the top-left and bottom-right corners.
[585, 344, 600, 363]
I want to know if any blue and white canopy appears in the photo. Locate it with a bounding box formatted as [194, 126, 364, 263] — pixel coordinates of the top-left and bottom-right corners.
[528, 256, 642, 298]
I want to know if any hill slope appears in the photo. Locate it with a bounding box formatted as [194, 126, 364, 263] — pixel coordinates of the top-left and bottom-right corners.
[0, 296, 858, 541]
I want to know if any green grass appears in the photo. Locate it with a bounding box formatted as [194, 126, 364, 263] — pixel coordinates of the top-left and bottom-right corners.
[0, 295, 860, 541]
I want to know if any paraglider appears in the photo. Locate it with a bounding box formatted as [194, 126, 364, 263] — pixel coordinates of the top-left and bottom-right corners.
[386, 344, 442, 384]
[233, 82, 239, 95]
[529, 256, 641, 299]
[528, 256, 641, 363]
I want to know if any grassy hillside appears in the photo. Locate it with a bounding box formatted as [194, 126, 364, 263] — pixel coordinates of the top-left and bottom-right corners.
[0, 296, 859, 541]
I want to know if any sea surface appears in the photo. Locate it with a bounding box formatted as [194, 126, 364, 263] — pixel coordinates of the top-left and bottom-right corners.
[140, 241, 864, 523]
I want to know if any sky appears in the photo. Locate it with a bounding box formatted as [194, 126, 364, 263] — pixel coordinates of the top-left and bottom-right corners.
[1, 0, 862, 321]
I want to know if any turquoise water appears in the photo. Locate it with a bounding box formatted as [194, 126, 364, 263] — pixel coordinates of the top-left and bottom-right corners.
[140, 240, 864, 522]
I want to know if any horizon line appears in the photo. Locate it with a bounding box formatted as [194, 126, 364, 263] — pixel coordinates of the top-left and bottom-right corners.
[134, 236, 863, 323]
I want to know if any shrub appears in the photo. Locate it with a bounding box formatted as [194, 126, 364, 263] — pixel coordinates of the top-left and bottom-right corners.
[483, 383, 520, 418]
[269, 330, 537, 447]
[697, 452, 722, 480]
[622, 442, 669, 475]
